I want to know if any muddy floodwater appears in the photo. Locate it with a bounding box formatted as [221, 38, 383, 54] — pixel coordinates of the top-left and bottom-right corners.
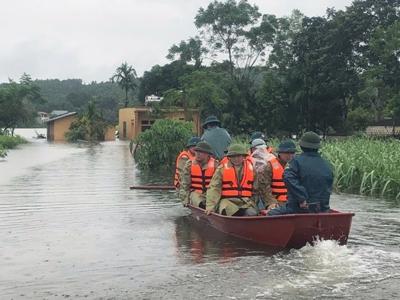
[1, 129, 400, 299]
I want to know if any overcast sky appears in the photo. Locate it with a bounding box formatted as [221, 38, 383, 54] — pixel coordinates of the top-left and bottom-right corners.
[0, 0, 353, 83]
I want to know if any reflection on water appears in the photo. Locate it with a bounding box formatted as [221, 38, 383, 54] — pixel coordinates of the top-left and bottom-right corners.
[174, 216, 282, 264]
[0, 132, 399, 299]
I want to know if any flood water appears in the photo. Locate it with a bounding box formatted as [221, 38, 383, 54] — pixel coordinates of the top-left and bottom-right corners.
[1, 129, 399, 299]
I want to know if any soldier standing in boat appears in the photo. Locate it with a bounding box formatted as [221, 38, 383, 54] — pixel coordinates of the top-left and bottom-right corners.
[174, 136, 201, 190]
[180, 141, 218, 208]
[201, 115, 231, 160]
[268, 132, 333, 215]
[206, 144, 259, 216]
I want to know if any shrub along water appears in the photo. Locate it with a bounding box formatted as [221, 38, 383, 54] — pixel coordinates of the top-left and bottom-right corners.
[0, 135, 27, 158]
[133, 119, 194, 169]
[322, 138, 400, 200]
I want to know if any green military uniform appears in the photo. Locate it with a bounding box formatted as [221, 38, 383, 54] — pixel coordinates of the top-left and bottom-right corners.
[180, 159, 218, 207]
[206, 144, 260, 216]
[180, 141, 216, 207]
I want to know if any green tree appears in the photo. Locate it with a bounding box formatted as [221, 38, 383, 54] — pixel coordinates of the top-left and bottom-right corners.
[0, 73, 43, 135]
[167, 37, 207, 69]
[111, 62, 138, 107]
[65, 101, 108, 142]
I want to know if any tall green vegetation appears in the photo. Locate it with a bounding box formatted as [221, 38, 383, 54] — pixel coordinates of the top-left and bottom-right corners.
[0, 73, 44, 134]
[111, 62, 138, 107]
[0, 135, 27, 158]
[323, 138, 400, 200]
[65, 101, 108, 142]
[134, 119, 194, 169]
[139, 0, 399, 136]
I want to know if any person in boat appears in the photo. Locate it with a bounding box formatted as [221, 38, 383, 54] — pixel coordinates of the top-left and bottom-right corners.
[268, 132, 333, 215]
[174, 136, 201, 190]
[206, 144, 258, 216]
[249, 131, 273, 153]
[250, 138, 279, 210]
[201, 115, 231, 160]
[180, 141, 218, 208]
[264, 140, 297, 208]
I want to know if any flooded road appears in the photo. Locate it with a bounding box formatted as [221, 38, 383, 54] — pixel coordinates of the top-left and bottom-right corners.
[1, 130, 399, 299]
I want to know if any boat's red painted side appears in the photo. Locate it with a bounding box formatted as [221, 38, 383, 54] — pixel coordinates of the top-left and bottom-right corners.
[188, 205, 354, 249]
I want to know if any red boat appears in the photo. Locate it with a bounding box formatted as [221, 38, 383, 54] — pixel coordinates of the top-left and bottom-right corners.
[188, 204, 354, 249]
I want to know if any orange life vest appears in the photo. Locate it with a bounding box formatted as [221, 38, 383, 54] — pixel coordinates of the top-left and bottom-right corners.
[174, 150, 194, 188]
[190, 158, 216, 194]
[269, 157, 287, 202]
[221, 159, 254, 198]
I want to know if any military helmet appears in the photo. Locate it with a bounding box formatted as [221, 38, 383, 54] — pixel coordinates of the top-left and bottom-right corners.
[299, 131, 321, 149]
[249, 131, 266, 143]
[186, 136, 201, 148]
[277, 139, 297, 153]
[251, 138, 266, 148]
[194, 141, 214, 155]
[202, 115, 221, 129]
[226, 144, 248, 157]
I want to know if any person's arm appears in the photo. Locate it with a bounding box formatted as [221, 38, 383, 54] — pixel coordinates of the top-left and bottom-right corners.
[206, 165, 223, 214]
[179, 160, 192, 206]
[264, 162, 278, 208]
[283, 159, 308, 204]
[176, 155, 189, 187]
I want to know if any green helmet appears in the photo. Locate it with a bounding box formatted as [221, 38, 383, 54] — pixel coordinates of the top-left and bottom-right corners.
[299, 131, 321, 149]
[226, 144, 248, 157]
[186, 136, 201, 148]
[194, 141, 214, 155]
[278, 140, 296, 153]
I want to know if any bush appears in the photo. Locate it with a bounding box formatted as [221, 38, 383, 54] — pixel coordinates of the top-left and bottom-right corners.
[134, 119, 194, 169]
[0, 135, 27, 149]
[0, 146, 7, 158]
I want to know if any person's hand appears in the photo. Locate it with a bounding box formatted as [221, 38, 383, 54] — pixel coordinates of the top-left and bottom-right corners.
[268, 203, 278, 209]
[299, 200, 308, 209]
[259, 209, 269, 216]
[205, 209, 213, 215]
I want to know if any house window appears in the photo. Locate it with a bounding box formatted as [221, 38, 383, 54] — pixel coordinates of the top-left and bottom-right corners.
[141, 119, 155, 132]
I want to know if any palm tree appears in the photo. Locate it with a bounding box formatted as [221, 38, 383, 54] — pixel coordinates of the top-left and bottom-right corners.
[111, 62, 138, 107]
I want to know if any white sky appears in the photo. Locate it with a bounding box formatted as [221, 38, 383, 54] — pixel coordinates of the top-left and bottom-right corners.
[0, 0, 353, 83]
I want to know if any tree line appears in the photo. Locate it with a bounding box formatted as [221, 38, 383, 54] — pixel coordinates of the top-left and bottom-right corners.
[1, 0, 399, 137]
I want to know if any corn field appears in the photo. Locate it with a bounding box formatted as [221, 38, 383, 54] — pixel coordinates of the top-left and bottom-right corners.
[322, 138, 400, 200]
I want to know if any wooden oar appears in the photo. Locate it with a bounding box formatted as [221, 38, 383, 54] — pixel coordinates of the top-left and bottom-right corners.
[129, 185, 175, 190]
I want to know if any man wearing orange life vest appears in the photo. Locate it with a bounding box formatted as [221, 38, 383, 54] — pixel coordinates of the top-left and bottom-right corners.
[180, 141, 217, 208]
[264, 140, 297, 206]
[206, 144, 258, 216]
[174, 136, 201, 190]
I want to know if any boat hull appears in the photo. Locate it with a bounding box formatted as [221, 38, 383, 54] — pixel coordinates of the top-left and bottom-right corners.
[188, 205, 354, 249]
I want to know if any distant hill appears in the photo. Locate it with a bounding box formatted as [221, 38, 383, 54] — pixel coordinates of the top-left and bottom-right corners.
[32, 79, 129, 123]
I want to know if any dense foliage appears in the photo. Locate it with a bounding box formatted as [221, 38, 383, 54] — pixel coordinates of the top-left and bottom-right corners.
[149, 0, 400, 136]
[133, 119, 194, 169]
[1, 0, 399, 139]
[65, 102, 108, 142]
[0, 74, 44, 133]
[0, 135, 27, 158]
